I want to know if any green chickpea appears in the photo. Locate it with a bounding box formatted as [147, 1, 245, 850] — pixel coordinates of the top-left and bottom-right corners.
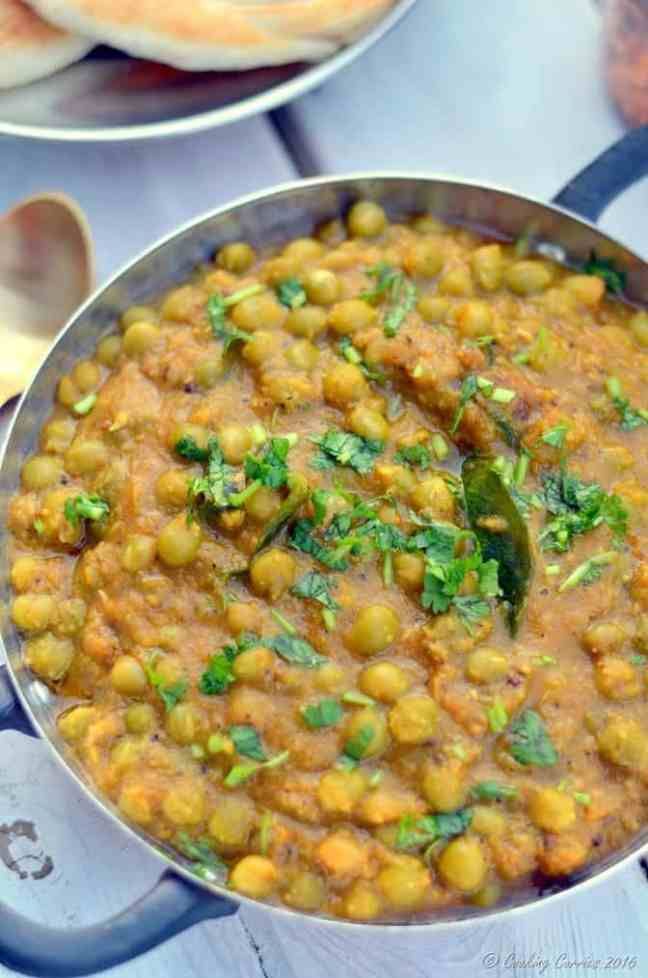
[96, 335, 122, 368]
[171, 423, 210, 453]
[358, 661, 411, 703]
[438, 267, 474, 297]
[282, 237, 324, 264]
[57, 374, 81, 408]
[157, 515, 202, 567]
[232, 646, 275, 683]
[218, 424, 253, 465]
[162, 782, 205, 826]
[216, 241, 256, 273]
[244, 486, 281, 522]
[455, 301, 494, 339]
[64, 438, 109, 475]
[347, 605, 400, 656]
[11, 593, 55, 632]
[597, 716, 648, 769]
[417, 294, 451, 324]
[328, 299, 377, 335]
[393, 552, 425, 591]
[505, 260, 553, 296]
[121, 534, 157, 573]
[166, 703, 204, 745]
[465, 648, 508, 684]
[528, 788, 576, 833]
[422, 765, 465, 812]
[194, 356, 224, 388]
[437, 837, 487, 892]
[409, 476, 455, 520]
[347, 404, 389, 442]
[342, 881, 383, 920]
[72, 360, 100, 392]
[377, 857, 429, 909]
[471, 244, 503, 291]
[122, 321, 160, 357]
[250, 548, 296, 600]
[155, 469, 189, 508]
[283, 872, 326, 912]
[405, 239, 445, 278]
[323, 363, 369, 407]
[231, 292, 286, 331]
[303, 268, 340, 306]
[208, 795, 256, 852]
[230, 855, 278, 898]
[21, 455, 63, 491]
[347, 201, 387, 238]
[25, 632, 74, 681]
[317, 769, 367, 815]
[285, 305, 328, 339]
[629, 310, 648, 347]
[242, 330, 276, 366]
[345, 707, 389, 758]
[41, 416, 76, 454]
[121, 305, 158, 330]
[58, 705, 95, 742]
[125, 703, 156, 734]
[388, 695, 438, 745]
[110, 655, 148, 697]
[285, 339, 319, 371]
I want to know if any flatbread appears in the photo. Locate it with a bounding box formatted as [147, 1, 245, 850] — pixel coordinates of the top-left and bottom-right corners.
[22, 0, 395, 70]
[0, 0, 92, 88]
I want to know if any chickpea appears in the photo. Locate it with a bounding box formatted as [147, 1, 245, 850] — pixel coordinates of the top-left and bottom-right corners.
[218, 424, 252, 465]
[316, 831, 366, 876]
[629, 310, 648, 348]
[250, 548, 296, 600]
[125, 703, 156, 734]
[594, 657, 641, 701]
[208, 795, 256, 852]
[263, 257, 299, 286]
[162, 782, 206, 826]
[166, 703, 204, 746]
[323, 362, 369, 407]
[388, 695, 438, 745]
[21, 455, 63, 491]
[314, 662, 349, 693]
[231, 293, 286, 332]
[347, 201, 387, 238]
[153, 654, 184, 686]
[283, 237, 324, 264]
[403, 238, 445, 278]
[471, 244, 503, 291]
[597, 716, 648, 769]
[226, 602, 262, 636]
[505, 260, 553, 296]
[72, 360, 100, 392]
[41, 416, 76, 454]
[155, 469, 189, 509]
[358, 661, 411, 703]
[110, 655, 148, 697]
[110, 737, 145, 771]
[11, 556, 41, 592]
[347, 403, 389, 442]
[96, 335, 122, 368]
[581, 620, 628, 657]
[563, 274, 605, 308]
[437, 837, 487, 893]
[347, 605, 400, 656]
[230, 855, 278, 898]
[529, 788, 576, 833]
[285, 305, 328, 339]
[377, 857, 429, 909]
[122, 321, 160, 357]
[318, 769, 367, 816]
[465, 648, 508, 684]
[393, 552, 425, 591]
[25, 632, 74, 681]
[375, 463, 417, 498]
[194, 356, 224, 388]
[285, 339, 319, 370]
[121, 534, 157, 573]
[245, 486, 281, 523]
[422, 764, 466, 812]
[157, 515, 202, 567]
[345, 708, 390, 758]
[329, 299, 377, 335]
[438, 267, 474, 297]
[232, 646, 275, 684]
[11, 594, 55, 632]
[58, 705, 95, 742]
[121, 305, 158, 329]
[64, 439, 109, 475]
[217, 241, 256, 274]
[171, 422, 210, 454]
[57, 374, 81, 408]
[471, 881, 503, 908]
[283, 872, 326, 912]
[417, 294, 451, 324]
[161, 286, 205, 323]
[342, 881, 383, 920]
[455, 301, 494, 339]
[409, 476, 455, 520]
[303, 269, 340, 306]
[242, 330, 276, 366]
[471, 806, 506, 838]
[118, 785, 153, 826]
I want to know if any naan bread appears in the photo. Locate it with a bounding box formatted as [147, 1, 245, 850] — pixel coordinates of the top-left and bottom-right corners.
[23, 0, 396, 70]
[0, 0, 92, 88]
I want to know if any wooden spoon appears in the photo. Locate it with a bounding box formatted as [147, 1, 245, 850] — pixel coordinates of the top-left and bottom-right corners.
[0, 193, 94, 406]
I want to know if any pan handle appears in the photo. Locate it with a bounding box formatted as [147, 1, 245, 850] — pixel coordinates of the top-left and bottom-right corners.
[0, 665, 238, 976]
[552, 125, 648, 222]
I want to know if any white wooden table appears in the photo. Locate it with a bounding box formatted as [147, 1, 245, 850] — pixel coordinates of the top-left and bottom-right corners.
[2, 2, 648, 976]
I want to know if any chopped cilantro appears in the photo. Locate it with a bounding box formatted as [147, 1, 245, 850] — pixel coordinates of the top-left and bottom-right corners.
[265, 633, 327, 668]
[301, 699, 343, 729]
[73, 392, 97, 416]
[187, 438, 238, 514]
[144, 653, 187, 712]
[342, 690, 375, 707]
[394, 443, 432, 470]
[207, 285, 264, 351]
[176, 833, 227, 882]
[175, 435, 210, 463]
[507, 709, 558, 767]
[228, 724, 266, 761]
[573, 791, 591, 806]
[224, 749, 290, 788]
[361, 263, 418, 337]
[558, 550, 617, 592]
[199, 632, 259, 695]
[487, 699, 509, 733]
[605, 376, 648, 431]
[470, 781, 518, 802]
[395, 809, 473, 851]
[244, 436, 293, 489]
[338, 337, 385, 382]
[541, 424, 569, 450]
[64, 493, 110, 527]
[292, 571, 340, 612]
[311, 429, 384, 475]
[539, 470, 628, 553]
[276, 278, 306, 310]
[343, 724, 375, 761]
[583, 252, 626, 294]
[450, 375, 479, 435]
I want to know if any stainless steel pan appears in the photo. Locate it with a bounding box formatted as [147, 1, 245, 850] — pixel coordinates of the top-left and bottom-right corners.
[1, 126, 647, 977]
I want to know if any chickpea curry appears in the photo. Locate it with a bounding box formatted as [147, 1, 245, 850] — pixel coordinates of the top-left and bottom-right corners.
[8, 200, 648, 922]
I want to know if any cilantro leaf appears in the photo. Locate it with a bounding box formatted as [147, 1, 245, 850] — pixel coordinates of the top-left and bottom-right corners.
[292, 571, 340, 611]
[487, 698, 509, 733]
[558, 550, 617, 592]
[188, 438, 238, 514]
[144, 653, 187, 712]
[406, 522, 465, 563]
[450, 375, 479, 435]
[177, 833, 228, 883]
[224, 749, 290, 788]
[541, 424, 569, 449]
[394, 443, 432, 470]
[175, 436, 210, 463]
[199, 632, 259, 695]
[228, 724, 267, 761]
[244, 436, 292, 489]
[583, 252, 626, 294]
[207, 285, 265, 352]
[605, 377, 648, 432]
[453, 595, 492, 631]
[395, 808, 473, 851]
[276, 278, 306, 310]
[64, 493, 110, 528]
[338, 337, 385, 382]
[361, 263, 418, 337]
[301, 699, 343, 729]
[539, 469, 628, 552]
[265, 633, 327, 668]
[343, 724, 375, 761]
[289, 518, 350, 571]
[507, 709, 558, 767]
[470, 781, 518, 802]
[311, 429, 384, 475]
